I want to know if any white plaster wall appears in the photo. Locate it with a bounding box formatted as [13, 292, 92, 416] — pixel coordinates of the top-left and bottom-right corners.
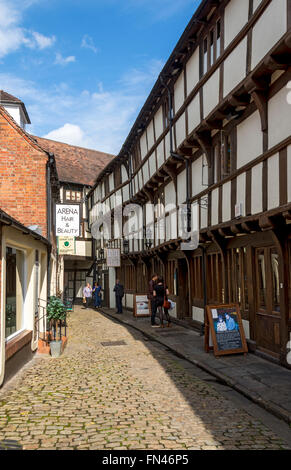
[174, 71, 185, 113]
[236, 173, 246, 217]
[138, 170, 143, 189]
[147, 120, 155, 150]
[175, 113, 186, 147]
[211, 188, 219, 226]
[237, 111, 263, 168]
[165, 132, 171, 161]
[222, 181, 231, 222]
[203, 68, 220, 118]
[253, 0, 263, 11]
[223, 38, 247, 98]
[3, 104, 22, 127]
[186, 47, 200, 96]
[187, 93, 200, 135]
[224, 0, 249, 48]
[165, 181, 176, 207]
[154, 106, 164, 139]
[251, 0, 287, 70]
[251, 163, 263, 214]
[200, 203, 208, 229]
[121, 165, 128, 183]
[177, 169, 187, 205]
[192, 306, 204, 323]
[123, 184, 130, 203]
[149, 152, 157, 178]
[192, 156, 204, 197]
[269, 85, 291, 149]
[109, 173, 114, 192]
[140, 132, 148, 160]
[125, 294, 133, 309]
[156, 140, 165, 169]
[267, 153, 280, 210]
[142, 162, 150, 185]
[288, 145, 291, 203]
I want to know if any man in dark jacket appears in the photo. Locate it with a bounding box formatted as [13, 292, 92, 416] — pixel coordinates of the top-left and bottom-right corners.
[148, 273, 158, 326]
[113, 279, 124, 314]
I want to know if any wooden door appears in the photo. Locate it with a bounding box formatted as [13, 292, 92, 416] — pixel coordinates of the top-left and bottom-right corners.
[177, 259, 189, 319]
[254, 247, 281, 358]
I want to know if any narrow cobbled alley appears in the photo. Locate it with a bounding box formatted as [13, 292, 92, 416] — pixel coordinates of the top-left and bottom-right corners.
[0, 306, 290, 450]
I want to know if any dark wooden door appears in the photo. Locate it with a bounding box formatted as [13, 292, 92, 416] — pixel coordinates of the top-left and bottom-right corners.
[177, 259, 189, 319]
[254, 247, 281, 358]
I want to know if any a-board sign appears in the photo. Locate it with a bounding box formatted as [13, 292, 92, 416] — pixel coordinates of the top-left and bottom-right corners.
[205, 304, 248, 357]
[134, 295, 151, 318]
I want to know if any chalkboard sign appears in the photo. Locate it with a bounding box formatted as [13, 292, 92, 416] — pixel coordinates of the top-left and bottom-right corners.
[205, 304, 248, 357]
[64, 297, 74, 312]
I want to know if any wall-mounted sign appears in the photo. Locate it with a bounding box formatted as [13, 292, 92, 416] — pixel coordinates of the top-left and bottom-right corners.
[56, 205, 80, 237]
[106, 248, 121, 267]
[134, 295, 151, 318]
[57, 236, 75, 255]
[205, 304, 248, 357]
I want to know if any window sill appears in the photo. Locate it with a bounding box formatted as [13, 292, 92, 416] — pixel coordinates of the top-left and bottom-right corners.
[5, 330, 33, 361]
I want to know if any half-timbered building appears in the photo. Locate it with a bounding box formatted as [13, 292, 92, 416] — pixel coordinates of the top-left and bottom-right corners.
[88, 0, 291, 367]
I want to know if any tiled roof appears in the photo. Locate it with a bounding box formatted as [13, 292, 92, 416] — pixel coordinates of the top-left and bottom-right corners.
[32, 135, 115, 187]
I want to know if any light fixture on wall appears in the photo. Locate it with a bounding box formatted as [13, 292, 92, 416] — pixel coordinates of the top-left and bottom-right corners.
[123, 238, 129, 255]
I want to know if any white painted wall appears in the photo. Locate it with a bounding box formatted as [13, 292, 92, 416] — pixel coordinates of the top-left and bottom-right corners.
[251, 0, 287, 70]
[211, 188, 219, 226]
[267, 153, 280, 210]
[165, 181, 176, 207]
[121, 165, 128, 183]
[236, 173, 246, 217]
[156, 140, 165, 169]
[174, 71, 185, 113]
[253, 0, 263, 11]
[147, 120, 155, 150]
[222, 181, 231, 222]
[177, 169, 187, 205]
[149, 152, 157, 178]
[175, 113, 186, 148]
[224, 0, 249, 48]
[187, 93, 200, 135]
[142, 161, 150, 184]
[192, 156, 205, 197]
[223, 38, 247, 97]
[268, 85, 291, 149]
[140, 132, 148, 160]
[192, 306, 204, 323]
[203, 68, 220, 118]
[186, 47, 200, 96]
[288, 145, 291, 203]
[237, 111, 263, 168]
[251, 163, 263, 214]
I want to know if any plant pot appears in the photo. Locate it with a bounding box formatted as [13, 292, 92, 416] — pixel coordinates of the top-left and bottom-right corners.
[50, 340, 63, 358]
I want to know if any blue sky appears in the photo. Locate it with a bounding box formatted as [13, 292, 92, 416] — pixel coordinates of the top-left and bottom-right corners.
[0, 0, 201, 154]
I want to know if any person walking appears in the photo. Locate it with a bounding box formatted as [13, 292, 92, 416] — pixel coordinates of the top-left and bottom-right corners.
[83, 283, 92, 309]
[113, 279, 124, 314]
[92, 281, 102, 308]
[148, 273, 158, 327]
[153, 277, 171, 328]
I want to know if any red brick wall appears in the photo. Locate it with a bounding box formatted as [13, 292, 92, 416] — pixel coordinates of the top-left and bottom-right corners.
[0, 114, 48, 238]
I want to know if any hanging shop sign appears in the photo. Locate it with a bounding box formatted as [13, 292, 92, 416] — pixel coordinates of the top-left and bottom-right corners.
[204, 304, 248, 357]
[56, 204, 80, 237]
[134, 295, 151, 318]
[106, 248, 121, 267]
[57, 236, 76, 255]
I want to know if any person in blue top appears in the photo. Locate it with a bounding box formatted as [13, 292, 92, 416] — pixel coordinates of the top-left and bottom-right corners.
[92, 281, 102, 308]
[225, 313, 237, 331]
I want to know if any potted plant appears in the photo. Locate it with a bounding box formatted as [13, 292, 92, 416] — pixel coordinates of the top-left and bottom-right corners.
[47, 296, 67, 358]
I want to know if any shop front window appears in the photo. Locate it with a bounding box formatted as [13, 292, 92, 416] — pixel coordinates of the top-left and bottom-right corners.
[5, 247, 25, 338]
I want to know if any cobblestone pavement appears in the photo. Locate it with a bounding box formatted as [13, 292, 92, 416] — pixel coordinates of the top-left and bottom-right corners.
[0, 306, 290, 450]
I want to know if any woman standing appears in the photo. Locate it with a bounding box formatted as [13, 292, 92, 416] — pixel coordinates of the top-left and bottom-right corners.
[153, 277, 171, 328]
[93, 282, 102, 308]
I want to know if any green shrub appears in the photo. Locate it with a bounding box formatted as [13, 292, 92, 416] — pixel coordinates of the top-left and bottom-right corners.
[47, 296, 67, 322]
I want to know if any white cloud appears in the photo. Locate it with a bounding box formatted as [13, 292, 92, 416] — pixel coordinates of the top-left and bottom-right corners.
[0, 0, 56, 57]
[44, 124, 85, 147]
[54, 53, 76, 66]
[0, 57, 164, 154]
[81, 35, 98, 54]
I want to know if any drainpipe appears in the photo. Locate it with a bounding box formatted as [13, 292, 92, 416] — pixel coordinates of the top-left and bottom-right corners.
[200, 244, 207, 336]
[46, 152, 54, 299]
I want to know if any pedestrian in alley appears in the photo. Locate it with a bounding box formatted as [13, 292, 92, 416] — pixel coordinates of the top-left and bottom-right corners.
[92, 281, 102, 309]
[148, 273, 159, 327]
[113, 279, 124, 314]
[83, 283, 92, 309]
[153, 277, 171, 328]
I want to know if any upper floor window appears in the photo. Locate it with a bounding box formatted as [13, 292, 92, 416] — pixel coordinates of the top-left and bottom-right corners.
[213, 129, 235, 183]
[65, 190, 82, 202]
[201, 18, 222, 76]
[163, 94, 174, 130]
